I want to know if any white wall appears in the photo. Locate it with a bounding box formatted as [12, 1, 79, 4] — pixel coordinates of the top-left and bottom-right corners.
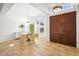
[76, 5, 79, 48]
[42, 14, 49, 40]
[0, 3, 49, 42]
[0, 14, 16, 42]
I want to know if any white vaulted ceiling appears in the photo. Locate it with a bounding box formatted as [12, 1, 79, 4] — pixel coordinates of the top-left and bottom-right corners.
[5, 3, 43, 17]
[0, 3, 78, 16]
[0, 3, 14, 15]
[4, 3, 44, 24]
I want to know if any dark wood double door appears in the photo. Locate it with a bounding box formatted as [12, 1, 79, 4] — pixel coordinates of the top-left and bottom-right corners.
[50, 11, 76, 47]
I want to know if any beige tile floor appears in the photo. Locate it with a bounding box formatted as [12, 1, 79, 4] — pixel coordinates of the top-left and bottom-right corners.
[0, 38, 79, 56]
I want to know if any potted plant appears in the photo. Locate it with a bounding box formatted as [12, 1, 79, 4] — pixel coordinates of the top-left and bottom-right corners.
[30, 23, 35, 35]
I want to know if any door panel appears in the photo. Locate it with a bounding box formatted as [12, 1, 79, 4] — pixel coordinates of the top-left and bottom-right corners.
[50, 15, 61, 43]
[61, 11, 76, 47]
[50, 11, 76, 47]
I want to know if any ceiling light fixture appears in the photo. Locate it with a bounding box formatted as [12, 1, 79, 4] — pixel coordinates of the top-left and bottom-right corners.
[53, 5, 63, 13]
